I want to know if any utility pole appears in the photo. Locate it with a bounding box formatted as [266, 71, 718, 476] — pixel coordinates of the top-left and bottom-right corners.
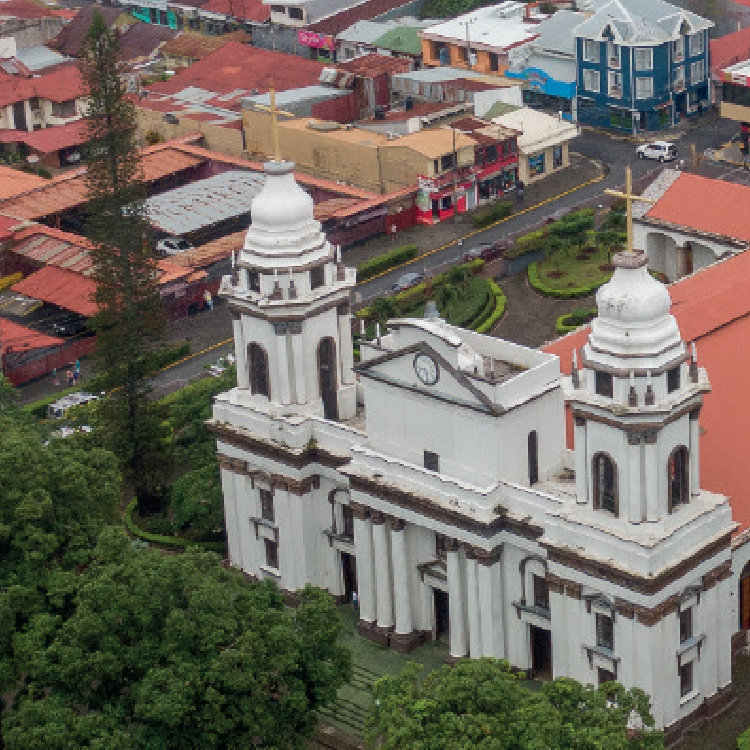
[452, 126, 458, 220]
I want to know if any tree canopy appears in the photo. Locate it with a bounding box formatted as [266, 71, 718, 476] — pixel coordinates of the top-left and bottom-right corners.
[366, 659, 664, 750]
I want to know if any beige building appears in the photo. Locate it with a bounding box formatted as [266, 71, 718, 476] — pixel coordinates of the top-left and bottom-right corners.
[243, 107, 475, 193]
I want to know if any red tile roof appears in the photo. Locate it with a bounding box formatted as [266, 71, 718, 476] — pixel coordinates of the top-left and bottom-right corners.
[160, 30, 250, 60]
[543, 249, 750, 534]
[0, 0, 63, 20]
[335, 54, 412, 77]
[12, 264, 97, 316]
[201, 0, 269, 23]
[0, 318, 63, 351]
[644, 172, 750, 243]
[308, 0, 413, 35]
[119, 22, 180, 62]
[148, 42, 326, 98]
[0, 120, 88, 154]
[711, 27, 750, 75]
[47, 6, 124, 57]
[0, 63, 86, 107]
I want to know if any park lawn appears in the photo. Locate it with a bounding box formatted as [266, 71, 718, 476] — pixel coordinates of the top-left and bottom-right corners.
[536, 245, 613, 292]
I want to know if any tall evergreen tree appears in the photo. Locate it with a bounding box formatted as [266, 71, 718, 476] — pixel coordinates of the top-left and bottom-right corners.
[79, 12, 170, 513]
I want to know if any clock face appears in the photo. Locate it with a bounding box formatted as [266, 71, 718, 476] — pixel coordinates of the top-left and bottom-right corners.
[414, 353, 439, 386]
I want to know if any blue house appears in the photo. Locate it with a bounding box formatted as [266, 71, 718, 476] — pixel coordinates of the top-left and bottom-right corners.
[573, 0, 712, 132]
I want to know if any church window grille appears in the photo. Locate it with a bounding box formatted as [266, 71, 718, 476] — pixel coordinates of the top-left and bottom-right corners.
[310, 264, 325, 290]
[668, 446, 689, 512]
[679, 660, 693, 697]
[593, 453, 618, 516]
[265, 538, 279, 569]
[680, 607, 693, 643]
[533, 574, 549, 611]
[595, 370, 613, 398]
[528, 430, 539, 485]
[424, 450, 440, 473]
[667, 365, 680, 393]
[596, 613, 614, 651]
[260, 489, 275, 523]
[249, 343, 270, 397]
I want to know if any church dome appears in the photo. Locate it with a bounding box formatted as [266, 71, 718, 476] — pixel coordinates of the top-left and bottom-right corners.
[250, 160, 314, 231]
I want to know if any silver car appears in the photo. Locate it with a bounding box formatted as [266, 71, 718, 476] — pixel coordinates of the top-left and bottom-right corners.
[636, 141, 678, 162]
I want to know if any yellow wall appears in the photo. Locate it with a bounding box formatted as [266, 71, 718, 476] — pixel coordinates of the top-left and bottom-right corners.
[519, 143, 570, 185]
[720, 101, 750, 122]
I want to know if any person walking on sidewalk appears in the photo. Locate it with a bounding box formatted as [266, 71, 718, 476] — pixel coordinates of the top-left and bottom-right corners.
[204, 289, 213, 311]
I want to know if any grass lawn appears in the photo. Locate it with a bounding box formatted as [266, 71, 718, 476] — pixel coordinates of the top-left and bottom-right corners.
[536, 245, 613, 292]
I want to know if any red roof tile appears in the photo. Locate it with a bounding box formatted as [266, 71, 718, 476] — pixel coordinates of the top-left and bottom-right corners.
[201, 0, 269, 23]
[308, 0, 413, 35]
[0, 63, 86, 107]
[335, 54, 412, 77]
[0, 165, 47, 200]
[119, 22, 180, 61]
[543, 250, 750, 534]
[148, 42, 326, 98]
[12, 264, 97, 316]
[711, 27, 750, 75]
[0, 120, 88, 154]
[0, 0, 62, 20]
[0, 318, 63, 351]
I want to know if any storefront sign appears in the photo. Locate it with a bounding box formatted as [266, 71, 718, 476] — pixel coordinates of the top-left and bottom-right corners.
[298, 30, 334, 50]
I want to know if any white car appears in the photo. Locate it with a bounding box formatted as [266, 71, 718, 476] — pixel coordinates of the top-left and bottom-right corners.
[157, 237, 194, 256]
[636, 141, 678, 162]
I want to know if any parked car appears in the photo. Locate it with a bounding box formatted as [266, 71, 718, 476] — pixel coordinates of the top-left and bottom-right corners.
[52, 315, 87, 336]
[392, 272, 424, 293]
[636, 141, 678, 162]
[157, 236, 194, 256]
[463, 241, 509, 263]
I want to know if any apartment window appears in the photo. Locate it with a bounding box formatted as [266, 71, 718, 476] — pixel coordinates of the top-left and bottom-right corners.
[260, 488, 274, 523]
[634, 47, 653, 71]
[680, 607, 693, 643]
[489, 51, 499, 72]
[583, 69, 600, 93]
[271, 4, 284, 10]
[674, 66, 685, 89]
[51, 100, 77, 118]
[28, 96, 39, 111]
[608, 70, 623, 97]
[680, 660, 693, 698]
[593, 453, 618, 516]
[440, 153, 455, 171]
[264, 538, 279, 569]
[553, 146, 563, 167]
[441, 194, 452, 210]
[596, 613, 615, 651]
[689, 31, 704, 57]
[529, 153, 545, 177]
[691, 60, 705, 84]
[424, 450, 440, 472]
[533, 574, 549, 610]
[607, 41, 620, 67]
[635, 77, 654, 99]
[310, 264, 325, 289]
[149, 7, 158, 22]
[288, 6, 303, 19]
[673, 37, 684, 60]
[458, 45, 468, 62]
[583, 39, 600, 63]
[667, 365, 681, 393]
[432, 41, 449, 65]
[485, 144, 497, 163]
[595, 370, 613, 398]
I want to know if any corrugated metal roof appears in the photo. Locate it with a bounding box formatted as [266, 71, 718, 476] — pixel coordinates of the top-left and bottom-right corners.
[144, 170, 263, 234]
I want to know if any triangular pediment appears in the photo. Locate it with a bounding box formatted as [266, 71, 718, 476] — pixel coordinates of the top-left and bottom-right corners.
[356, 341, 502, 416]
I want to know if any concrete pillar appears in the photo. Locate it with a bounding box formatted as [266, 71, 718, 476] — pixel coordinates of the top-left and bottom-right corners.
[390, 519, 418, 651]
[220, 464, 241, 568]
[338, 310, 355, 386]
[628, 434, 642, 523]
[690, 410, 701, 496]
[574, 416, 588, 504]
[447, 546, 468, 659]
[477, 557, 504, 658]
[291, 330, 307, 405]
[233, 317, 248, 389]
[466, 555, 482, 657]
[274, 329, 291, 405]
[233, 469, 253, 574]
[372, 514, 394, 635]
[645, 433, 659, 521]
[353, 512, 376, 626]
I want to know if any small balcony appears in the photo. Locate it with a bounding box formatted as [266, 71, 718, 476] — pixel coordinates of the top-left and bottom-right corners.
[674, 80, 686, 93]
[608, 86, 622, 98]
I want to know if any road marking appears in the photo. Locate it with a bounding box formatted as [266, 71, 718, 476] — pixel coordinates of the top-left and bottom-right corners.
[357, 173, 607, 288]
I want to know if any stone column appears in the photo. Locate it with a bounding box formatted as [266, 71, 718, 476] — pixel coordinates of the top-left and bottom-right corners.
[644, 432, 659, 522]
[233, 313, 248, 389]
[574, 416, 588, 505]
[390, 519, 418, 652]
[477, 555, 504, 658]
[447, 544, 468, 660]
[372, 513, 394, 644]
[466, 554, 482, 657]
[273, 324, 291, 405]
[291, 327, 307, 405]
[219, 458, 241, 568]
[627, 433, 642, 523]
[353, 509, 376, 631]
[690, 409, 701, 496]
[338, 307, 355, 386]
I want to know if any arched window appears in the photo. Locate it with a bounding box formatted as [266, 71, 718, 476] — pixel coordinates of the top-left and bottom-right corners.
[528, 430, 539, 485]
[668, 446, 689, 513]
[248, 343, 269, 397]
[593, 453, 618, 516]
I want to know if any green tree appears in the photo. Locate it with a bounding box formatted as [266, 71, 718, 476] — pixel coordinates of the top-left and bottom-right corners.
[366, 659, 663, 750]
[6, 529, 351, 749]
[79, 11, 171, 514]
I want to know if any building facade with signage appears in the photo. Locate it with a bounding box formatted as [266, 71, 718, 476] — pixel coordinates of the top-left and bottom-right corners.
[213, 158, 737, 745]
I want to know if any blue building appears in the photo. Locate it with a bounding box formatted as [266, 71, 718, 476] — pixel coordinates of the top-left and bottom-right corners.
[573, 0, 712, 132]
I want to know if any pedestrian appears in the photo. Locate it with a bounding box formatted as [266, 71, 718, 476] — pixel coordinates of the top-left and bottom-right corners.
[516, 179, 525, 203]
[352, 591, 359, 610]
[66, 369, 74, 386]
[204, 289, 213, 311]
[52, 367, 59, 386]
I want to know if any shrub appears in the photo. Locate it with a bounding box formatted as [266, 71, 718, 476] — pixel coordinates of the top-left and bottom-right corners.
[357, 244, 419, 282]
[145, 129, 164, 145]
[475, 281, 507, 333]
[739, 726, 750, 750]
[22, 385, 90, 420]
[472, 200, 513, 229]
[556, 307, 597, 335]
[528, 262, 607, 299]
[507, 228, 546, 258]
[549, 208, 595, 238]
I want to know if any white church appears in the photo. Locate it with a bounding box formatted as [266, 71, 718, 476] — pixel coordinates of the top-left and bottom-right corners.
[209, 158, 736, 742]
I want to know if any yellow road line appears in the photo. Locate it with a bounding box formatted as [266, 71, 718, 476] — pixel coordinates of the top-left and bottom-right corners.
[357, 173, 607, 287]
[151, 337, 234, 377]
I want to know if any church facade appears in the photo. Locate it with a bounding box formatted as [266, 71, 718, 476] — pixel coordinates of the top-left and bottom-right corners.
[210, 159, 736, 741]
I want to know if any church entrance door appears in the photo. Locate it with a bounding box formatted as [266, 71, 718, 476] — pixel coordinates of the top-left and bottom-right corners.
[434, 589, 449, 641]
[341, 552, 357, 603]
[530, 625, 552, 679]
[318, 337, 339, 421]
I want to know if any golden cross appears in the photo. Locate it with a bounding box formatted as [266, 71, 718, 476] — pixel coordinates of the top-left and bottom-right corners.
[269, 84, 281, 162]
[604, 165, 654, 254]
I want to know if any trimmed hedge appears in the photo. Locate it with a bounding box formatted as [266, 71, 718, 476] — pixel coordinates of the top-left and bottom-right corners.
[357, 243, 419, 282]
[475, 280, 507, 334]
[528, 262, 607, 299]
[472, 200, 513, 229]
[739, 727, 750, 750]
[506, 228, 546, 259]
[124, 499, 227, 552]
